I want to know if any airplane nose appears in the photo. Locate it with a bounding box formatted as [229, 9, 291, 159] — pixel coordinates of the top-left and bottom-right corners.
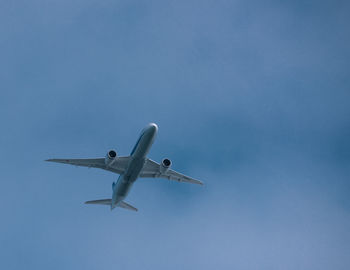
[148, 123, 158, 133]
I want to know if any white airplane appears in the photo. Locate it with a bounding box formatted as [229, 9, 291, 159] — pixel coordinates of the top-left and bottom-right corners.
[46, 123, 203, 211]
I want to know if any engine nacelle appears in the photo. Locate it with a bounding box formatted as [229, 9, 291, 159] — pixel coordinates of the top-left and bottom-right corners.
[105, 150, 117, 166]
[160, 158, 171, 173]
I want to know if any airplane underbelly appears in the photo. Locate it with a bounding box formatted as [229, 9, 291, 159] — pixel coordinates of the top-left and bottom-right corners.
[112, 155, 147, 205]
[115, 178, 133, 197]
[125, 157, 145, 182]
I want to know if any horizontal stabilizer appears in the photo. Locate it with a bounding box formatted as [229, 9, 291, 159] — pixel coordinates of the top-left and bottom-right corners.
[118, 201, 138, 212]
[85, 199, 138, 212]
[85, 199, 111, 205]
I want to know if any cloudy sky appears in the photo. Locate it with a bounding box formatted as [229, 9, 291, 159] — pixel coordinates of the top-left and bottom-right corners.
[1, 0, 349, 269]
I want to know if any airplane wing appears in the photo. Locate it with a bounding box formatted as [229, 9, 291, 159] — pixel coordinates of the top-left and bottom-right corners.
[45, 156, 131, 174]
[139, 158, 203, 185]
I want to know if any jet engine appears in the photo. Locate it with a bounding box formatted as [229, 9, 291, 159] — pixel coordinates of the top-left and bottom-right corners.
[105, 150, 117, 166]
[160, 158, 171, 173]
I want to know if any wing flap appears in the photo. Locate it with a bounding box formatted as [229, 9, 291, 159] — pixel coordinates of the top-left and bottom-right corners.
[46, 158, 105, 168]
[140, 159, 203, 185]
[46, 156, 131, 174]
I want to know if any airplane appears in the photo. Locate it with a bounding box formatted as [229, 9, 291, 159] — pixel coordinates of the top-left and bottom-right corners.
[46, 123, 203, 212]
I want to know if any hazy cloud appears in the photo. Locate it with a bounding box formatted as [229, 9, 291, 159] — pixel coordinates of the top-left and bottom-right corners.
[1, 0, 349, 269]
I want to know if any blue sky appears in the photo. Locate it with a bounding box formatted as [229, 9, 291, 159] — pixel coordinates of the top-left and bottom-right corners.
[1, 0, 350, 269]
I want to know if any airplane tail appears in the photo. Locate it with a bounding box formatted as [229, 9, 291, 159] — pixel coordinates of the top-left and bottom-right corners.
[85, 199, 138, 212]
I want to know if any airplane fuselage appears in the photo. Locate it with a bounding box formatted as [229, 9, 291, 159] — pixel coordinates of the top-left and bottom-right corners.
[111, 123, 158, 209]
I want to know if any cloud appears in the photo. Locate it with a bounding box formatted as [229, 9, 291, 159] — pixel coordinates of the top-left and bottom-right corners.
[0, 0, 349, 269]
